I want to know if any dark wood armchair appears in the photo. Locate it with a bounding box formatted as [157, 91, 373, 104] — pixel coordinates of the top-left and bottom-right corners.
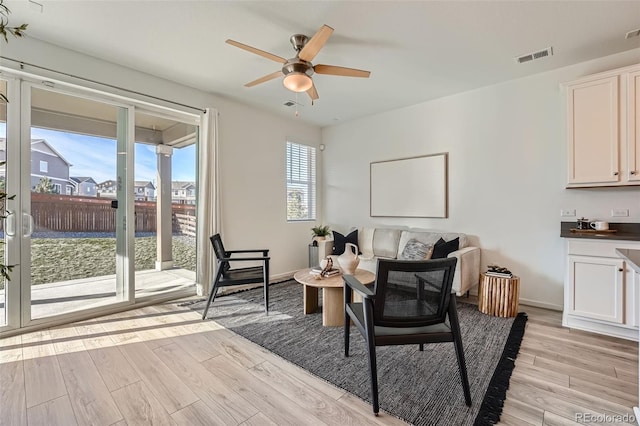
[201, 234, 270, 320]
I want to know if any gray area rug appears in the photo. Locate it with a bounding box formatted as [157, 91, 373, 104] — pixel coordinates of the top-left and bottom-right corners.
[183, 280, 527, 426]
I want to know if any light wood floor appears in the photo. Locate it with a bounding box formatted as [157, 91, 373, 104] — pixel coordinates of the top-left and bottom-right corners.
[0, 296, 637, 426]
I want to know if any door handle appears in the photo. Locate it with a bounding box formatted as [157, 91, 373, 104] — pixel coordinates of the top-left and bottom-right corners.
[22, 212, 33, 237]
[5, 211, 15, 237]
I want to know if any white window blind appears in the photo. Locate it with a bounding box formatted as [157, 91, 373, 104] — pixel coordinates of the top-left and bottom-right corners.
[286, 141, 316, 221]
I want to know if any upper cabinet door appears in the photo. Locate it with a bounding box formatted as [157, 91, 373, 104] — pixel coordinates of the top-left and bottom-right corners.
[567, 75, 620, 185]
[628, 70, 640, 182]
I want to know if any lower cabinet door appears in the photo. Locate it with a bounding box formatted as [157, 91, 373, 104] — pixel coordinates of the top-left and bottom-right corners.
[627, 270, 640, 328]
[568, 255, 624, 324]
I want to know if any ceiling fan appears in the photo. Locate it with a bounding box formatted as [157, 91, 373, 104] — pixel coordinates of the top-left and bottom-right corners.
[226, 24, 371, 103]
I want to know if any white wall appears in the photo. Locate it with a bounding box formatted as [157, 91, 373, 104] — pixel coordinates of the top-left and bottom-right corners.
[321, 48, 640, 310]
[2, 37, 322, 279]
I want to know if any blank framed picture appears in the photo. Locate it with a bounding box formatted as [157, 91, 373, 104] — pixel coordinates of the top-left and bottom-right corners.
[370, 153, 448, 218]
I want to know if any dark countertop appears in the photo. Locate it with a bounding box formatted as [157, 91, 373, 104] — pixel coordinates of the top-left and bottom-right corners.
[616, 249, 640, 273]
[560, 222, 640, 241]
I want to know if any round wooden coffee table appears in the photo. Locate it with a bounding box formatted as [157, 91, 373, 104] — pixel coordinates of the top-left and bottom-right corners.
[294, 268, 375, 326]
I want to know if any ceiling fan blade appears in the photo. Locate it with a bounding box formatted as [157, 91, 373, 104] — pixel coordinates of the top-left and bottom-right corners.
[314, 64, 371, 78]
[244, 71, 283, 87]
[307, 84, 319, 102]
[298, 25, 334, 62]
[226, 39, 287, 64]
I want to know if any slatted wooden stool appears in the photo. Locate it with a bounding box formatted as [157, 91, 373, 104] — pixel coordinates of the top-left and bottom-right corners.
[478, 273, 520, 317]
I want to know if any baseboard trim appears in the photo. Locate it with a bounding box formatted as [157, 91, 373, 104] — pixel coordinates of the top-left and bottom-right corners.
[518, 298, 563, 311]
[272, 271, 295, 282]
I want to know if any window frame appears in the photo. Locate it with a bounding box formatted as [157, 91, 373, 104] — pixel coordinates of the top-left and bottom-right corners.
[286, 141, 316, 222]
[39, 160, 48, 173]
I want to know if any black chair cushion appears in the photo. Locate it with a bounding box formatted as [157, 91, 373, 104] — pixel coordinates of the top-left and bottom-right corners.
[219, 266, 265, 286]
[347, 303, 451, 337]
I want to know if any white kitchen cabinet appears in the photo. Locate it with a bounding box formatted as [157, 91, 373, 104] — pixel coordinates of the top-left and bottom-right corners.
[565, 63, 640, 188]
[567, 255, 623, 323]
[628, 69, 640, 183]
[564, 239, 639, 341]
[627, 269, 640, 327]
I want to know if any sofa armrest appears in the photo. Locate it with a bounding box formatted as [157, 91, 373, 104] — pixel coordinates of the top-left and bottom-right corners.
[448, 246, 480, 296]
[317, 239, 334, 265]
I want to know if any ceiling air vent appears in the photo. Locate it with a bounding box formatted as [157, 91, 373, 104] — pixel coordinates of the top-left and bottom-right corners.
[284, 100, 304, 107]
[515, 47, 553, 64]
[626, 28, 640, 39]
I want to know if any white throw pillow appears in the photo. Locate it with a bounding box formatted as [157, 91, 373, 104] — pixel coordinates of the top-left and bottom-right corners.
[399, 239, 434, 260]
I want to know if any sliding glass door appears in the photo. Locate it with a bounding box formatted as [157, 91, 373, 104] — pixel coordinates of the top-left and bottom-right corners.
[20, 83, 134, 326]
[0, 73, 199, 335]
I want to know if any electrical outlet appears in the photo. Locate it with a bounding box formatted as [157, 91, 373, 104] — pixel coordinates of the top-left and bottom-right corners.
[611, 208, 629, 217]
[560, 209, 576, 217]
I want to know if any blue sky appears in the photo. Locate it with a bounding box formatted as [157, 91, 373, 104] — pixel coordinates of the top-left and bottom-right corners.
[1, 124, 195, 183]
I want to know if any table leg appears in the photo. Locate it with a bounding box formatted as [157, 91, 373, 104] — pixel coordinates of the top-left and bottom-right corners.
[322, 287, 344, 327]
[303, 285, 319, 314]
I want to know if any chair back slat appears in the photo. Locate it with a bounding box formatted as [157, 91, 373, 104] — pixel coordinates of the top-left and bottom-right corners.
[374, 258, 457, 327]
[210, 234, 230, 273]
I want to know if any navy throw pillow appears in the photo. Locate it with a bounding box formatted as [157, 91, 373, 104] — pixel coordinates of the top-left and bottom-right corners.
[332, 230, 358, 255]
[431, 237, 459, 259]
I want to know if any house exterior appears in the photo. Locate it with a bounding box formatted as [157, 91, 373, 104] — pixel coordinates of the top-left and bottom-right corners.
[1, 138, 103, 196]
[97, 180, 157, 200]
[70, 177, 98, 197]
[134, 181, 156, 201]
[171, 181, 195, 204]
[96, 180, 117, 198]
[29, 139, 75, 194]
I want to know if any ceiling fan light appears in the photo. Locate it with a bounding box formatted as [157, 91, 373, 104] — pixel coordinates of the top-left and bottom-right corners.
[283, 72, 313, 92]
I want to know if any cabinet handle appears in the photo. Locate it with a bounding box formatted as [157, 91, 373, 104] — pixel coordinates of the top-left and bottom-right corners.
[631, 171, 637, 175]
[618, 268, 624, 272]
[613, 172, 619, 176]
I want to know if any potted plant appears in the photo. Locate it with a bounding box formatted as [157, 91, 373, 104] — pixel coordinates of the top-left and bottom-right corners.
[311, 225, 330, 242]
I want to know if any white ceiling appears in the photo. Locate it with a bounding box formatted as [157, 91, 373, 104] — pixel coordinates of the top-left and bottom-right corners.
[4, 1, 640, 127]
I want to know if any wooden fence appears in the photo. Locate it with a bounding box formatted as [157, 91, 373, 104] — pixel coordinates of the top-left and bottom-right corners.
[174, 213, 196, 237]
[0, 193, 196, 233]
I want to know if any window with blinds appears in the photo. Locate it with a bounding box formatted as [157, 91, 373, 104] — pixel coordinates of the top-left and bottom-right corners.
[286, 141, 316, 221]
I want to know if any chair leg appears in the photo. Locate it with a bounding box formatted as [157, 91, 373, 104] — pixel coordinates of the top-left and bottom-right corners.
[449, 298, 472, 406]
[263, 260, 270, 315]
[344, 311, 351, 357]
[202, 267, 224, 320]
[363, 300, 379, 415]
[202, 281, 221, 320]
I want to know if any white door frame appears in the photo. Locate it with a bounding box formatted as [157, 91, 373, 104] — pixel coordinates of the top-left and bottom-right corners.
[18, 81, 135, 329]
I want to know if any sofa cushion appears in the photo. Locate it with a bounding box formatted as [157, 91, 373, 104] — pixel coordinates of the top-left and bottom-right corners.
[431, 237, 460, 259]
[373, 228, 403, 258]
[401, 230, 468, 251]
[399, 239, 434, 260]
[359, 227, 376, 258]
[398, 231, 442, 255]
[332, 230, 358, 255]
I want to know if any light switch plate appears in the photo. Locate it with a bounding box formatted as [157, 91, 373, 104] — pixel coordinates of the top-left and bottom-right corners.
[611, 208, 629, 217]
[560, 209, 576, 217]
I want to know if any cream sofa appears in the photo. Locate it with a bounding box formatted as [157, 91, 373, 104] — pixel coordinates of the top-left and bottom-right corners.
[317, 227, 480, 296]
